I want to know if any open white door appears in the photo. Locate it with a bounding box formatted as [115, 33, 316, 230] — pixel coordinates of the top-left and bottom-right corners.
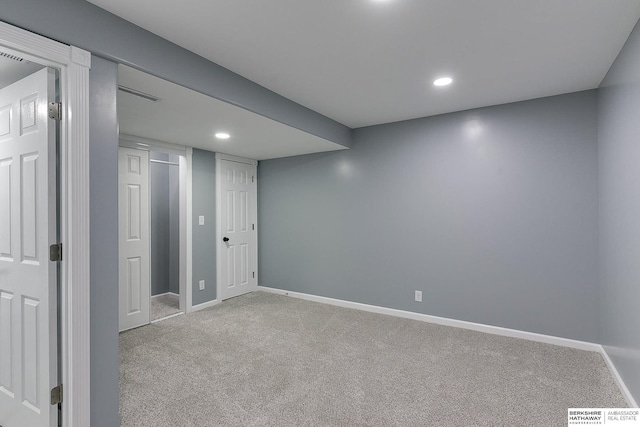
[217, 155, 258, 300]
[118, 147, 151, 331]
[0, 68, 58, 427]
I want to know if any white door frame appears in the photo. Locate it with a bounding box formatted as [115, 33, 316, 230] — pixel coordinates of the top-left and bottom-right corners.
[119, 135, 194, 313]
[0, 21, 91, 427]
[215, 153, 258, 302]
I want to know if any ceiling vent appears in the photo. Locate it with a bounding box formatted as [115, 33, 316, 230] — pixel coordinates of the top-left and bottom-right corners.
[118, 85, 161, 102]
[0, 51, 27, 62]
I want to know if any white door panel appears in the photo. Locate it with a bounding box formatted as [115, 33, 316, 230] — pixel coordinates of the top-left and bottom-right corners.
[119, 147, 150, 331]
[0, 68, 57, 427]
[220, 159, 256, 300]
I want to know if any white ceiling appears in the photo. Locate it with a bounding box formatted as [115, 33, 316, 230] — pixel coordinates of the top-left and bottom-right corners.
[118, 65, 346, 160]
[0, 54, 44, 88]
[90, 0, 640, 128]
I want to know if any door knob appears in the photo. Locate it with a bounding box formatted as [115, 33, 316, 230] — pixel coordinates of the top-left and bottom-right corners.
[223, 237, 229, 242]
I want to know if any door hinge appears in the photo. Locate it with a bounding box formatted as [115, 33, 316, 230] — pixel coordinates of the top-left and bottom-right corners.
[51, 384, 63, 405]
[252, 224, 255, 231]
[48, 102, 62, 121]
[49, 243, 62, 262]
[252, 272, 255, 279]
[252, 176, 254, 183]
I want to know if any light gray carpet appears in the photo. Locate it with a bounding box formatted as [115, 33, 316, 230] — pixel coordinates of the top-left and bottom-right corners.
[150, 293, 181, 322]
[120, 291, 626, 426]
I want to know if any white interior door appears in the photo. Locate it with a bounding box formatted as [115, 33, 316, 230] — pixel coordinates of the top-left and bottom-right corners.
[219, 158, 257, 300]
[118, 147, 150, 331]
[0, 68, 58, 427]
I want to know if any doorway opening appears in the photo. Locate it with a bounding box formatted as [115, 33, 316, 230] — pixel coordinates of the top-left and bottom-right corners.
[149, 151, 182, 321]
[118, 139, 190, 331]
[0, 51, 59, 427]
[0, 29, 93, 425]
[215, 153, 258, 301]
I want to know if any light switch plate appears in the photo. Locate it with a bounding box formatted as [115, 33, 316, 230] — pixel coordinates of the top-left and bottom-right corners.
[199, 280, 205, 291]
[415, 290, 422, 302]
[199, 215, 205, 225]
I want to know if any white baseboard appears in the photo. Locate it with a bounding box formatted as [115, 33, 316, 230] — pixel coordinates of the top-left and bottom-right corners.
[151, 292, 179, 299]
[258, 286, 600, 352]
[191, 298, 219, 312]
[599, 347, 639, 408]
[258, 286, 639, 407]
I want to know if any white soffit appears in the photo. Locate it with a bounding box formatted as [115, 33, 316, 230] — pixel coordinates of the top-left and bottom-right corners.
[117, 64, 346, 160]
[92, 0, 640, 128]
[0, 53, 44, 88]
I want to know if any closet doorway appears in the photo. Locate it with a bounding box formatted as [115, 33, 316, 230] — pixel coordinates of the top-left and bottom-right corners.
[118, 139, 190, 332]
[149, 151, 181, 320]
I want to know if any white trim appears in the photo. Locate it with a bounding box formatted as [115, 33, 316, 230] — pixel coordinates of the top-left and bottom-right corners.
[178, 154, 187, 312]
[215, 154, 221, 303]
[185, 147, 194, 312]
[120, 133, 187, 157]
[150, 312, 184, 323]
[191, 298, 219, 312]
[150, 159, 180, 166]
[215, 153, 258, 302]
[599, 347, 639, 408]
[0, 21, 91, 427]
[150, 292, 179, 299]
[257, 286, 601, 352]
[215, 152, 258, 166]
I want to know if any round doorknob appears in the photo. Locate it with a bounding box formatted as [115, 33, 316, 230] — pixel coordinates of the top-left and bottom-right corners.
[223, 237, 229, 242]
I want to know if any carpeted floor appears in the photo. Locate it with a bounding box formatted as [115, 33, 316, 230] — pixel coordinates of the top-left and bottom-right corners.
[150, 293, 181, 321]
[120, 291, 626, 426]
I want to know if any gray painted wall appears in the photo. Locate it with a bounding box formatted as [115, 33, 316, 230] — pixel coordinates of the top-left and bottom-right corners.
[0, 0, 352, 147]
[89, 56, 120, 427]
[192, 149, 217, 305]
[150, 152, 180, 296]
[259, 91, 600, 343]
[598, 19, 640, 404]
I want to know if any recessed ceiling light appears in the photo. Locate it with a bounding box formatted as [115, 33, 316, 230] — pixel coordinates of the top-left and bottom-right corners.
[215, 132, 230, 140]
[433, 77, 453, 87]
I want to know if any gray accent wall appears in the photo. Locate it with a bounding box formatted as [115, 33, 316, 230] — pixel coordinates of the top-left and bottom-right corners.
[192, 149, 217, 305]
[89, 56, 120, 427]
[0, 0, 352, 147]
[150, 152, 180, 296]
[259, 91, 600, 343]
[598, 18, 640, 404]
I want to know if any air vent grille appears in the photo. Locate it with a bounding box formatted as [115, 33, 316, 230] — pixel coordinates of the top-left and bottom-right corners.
[118, 86, 161, 102]
[0, 51, 26, 62]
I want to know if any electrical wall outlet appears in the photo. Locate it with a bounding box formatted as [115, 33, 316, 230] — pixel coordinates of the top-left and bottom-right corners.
[199, 280, 205, 291]
[415, 290, 422, 302]
[199, 215, 205, 225]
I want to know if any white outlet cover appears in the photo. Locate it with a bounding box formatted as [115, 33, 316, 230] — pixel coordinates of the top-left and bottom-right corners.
[415, 290, 422, 302]
[199, 280, 205, 290]
[199, 215, 205, 225]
